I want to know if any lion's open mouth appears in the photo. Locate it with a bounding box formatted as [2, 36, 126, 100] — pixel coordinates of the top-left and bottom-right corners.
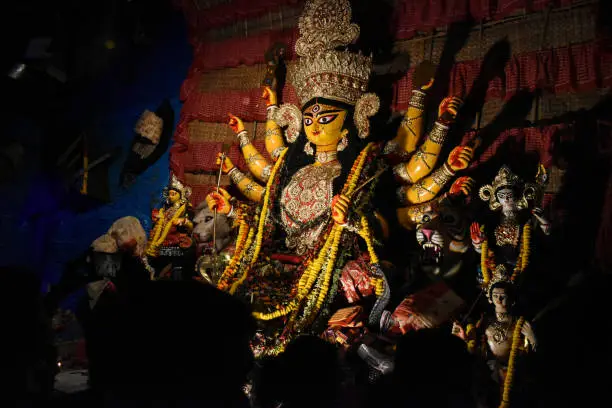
[421, 242, 443, 265]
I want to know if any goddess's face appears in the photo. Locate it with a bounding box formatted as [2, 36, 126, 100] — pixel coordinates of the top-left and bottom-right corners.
[491, 288, 510, 313]
[168, 189, 181, 204]
[496, 188, 516, 211]
[303, 102, 348, 147]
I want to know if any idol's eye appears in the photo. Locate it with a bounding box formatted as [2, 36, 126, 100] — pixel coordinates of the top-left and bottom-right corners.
[422, 214, 431, 223]
[317, 114, 337, 124]
[205, 216, 213, 222]
[304, 117, 313, 126]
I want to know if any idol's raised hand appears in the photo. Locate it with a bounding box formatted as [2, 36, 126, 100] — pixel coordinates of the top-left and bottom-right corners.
[205, 187, 233, 215]
[216, 153, 235, 174]
[262, 86, 277, 107]
[228, 113, 245, 134]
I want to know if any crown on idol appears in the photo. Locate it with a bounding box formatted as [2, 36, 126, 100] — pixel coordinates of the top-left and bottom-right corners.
[164, 174, 192, 203]
[484, 264, 514, 300]
[274, 0, 380, 141]
[479, 165, 536, 211]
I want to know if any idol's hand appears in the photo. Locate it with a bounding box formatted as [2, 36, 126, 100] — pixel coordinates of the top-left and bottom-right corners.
[205, 188, 233, 215]
[331, 194, 350, 225]
[531, 207, 549, 224]
[438, 96, 462, 124]
[470, 222, 485, 246]
[451, 321, 467, 340]
[421, 78, 434, 91]
[172, 218, 188, 226]
[216, 153, 235, 174]
[532, 207, 551, 235]
[449, 176, 474, 197]
[228, 113, 246, 134]
[412, 61, 435, 91]
[521, 321, 537, 350]
[262, 86, 277, 107]
[447, 146, 474, 172]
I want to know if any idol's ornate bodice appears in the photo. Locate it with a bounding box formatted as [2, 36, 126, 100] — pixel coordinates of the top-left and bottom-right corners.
[494, 218, 521, 247]
[280, 162, 341, 255]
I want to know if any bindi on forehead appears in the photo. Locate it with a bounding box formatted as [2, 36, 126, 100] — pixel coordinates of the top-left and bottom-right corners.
[305, 103, 343, 115]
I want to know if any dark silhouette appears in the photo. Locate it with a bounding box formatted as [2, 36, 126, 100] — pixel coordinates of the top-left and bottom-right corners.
[98, 280, 255, 407]
[390, 328, 477, 408]
[0, 267, 57, 405]
[255, 335, 342, 408]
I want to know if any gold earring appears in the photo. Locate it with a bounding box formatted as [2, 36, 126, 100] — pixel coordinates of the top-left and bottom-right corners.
[337, 130, 349, 152]
[304, 141, 314, 155]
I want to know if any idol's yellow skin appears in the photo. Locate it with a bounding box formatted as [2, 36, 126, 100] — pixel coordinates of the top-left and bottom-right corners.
[167, 190, 180, 204]
[388, 76, 474, 229]
[387, 80, 432, 159]
[262, 87, 285, 161]
[208, 88, 350, 225]
[302, 102, 348, 154]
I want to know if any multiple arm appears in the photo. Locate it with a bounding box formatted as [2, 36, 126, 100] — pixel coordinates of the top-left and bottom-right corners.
[388, 87, 473, 228]
[228, 114, 272, 184]
[385, 89, 427, 159]
[206, 87, 286, 211]
[262, 87, 286, 162]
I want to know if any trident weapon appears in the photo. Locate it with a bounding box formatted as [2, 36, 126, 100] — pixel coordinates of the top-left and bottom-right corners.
[212, 151, 227, 278]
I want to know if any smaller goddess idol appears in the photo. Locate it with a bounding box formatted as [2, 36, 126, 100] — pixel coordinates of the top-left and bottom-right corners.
[453, 266, 537, 408]
[205, 0, 389, 356]
[145, 175, 195, 280]
[470, 165, 550, 287]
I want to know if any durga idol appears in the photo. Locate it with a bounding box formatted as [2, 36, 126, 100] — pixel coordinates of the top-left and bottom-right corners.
[206, 0, 389, 356]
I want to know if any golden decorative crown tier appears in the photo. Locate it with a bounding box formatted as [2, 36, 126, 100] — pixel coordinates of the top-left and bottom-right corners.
[485, 264, 513, 299]
[292, 51, 373, 106]
[291, 0, 372, 106]
[490, 166, 521, 193]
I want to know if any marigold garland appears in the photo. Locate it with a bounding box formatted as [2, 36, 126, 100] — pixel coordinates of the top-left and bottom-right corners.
[217, 216, 250, 291]
[251, 143, 377, 361]
[480, 239, 490, 284]
[500, 317, 525, 408]
[481, 223, 531, 286]
[146, 204, 186, 257]
[231, 143, 378, 358]
[224, 148, 287, 295]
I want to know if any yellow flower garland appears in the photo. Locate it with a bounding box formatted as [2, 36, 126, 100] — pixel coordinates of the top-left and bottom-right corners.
[228, 148, 287, 296]
[500, 317, 525, 408]
[146, 204, 186, 257]
[217, 217, 250, 290]
[480, 239, 490, 284]
[229, 227, 256, 294]
[252, 143, 374, 323]
[359, 216, 379, 264]
[481, 223, 531, 286]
